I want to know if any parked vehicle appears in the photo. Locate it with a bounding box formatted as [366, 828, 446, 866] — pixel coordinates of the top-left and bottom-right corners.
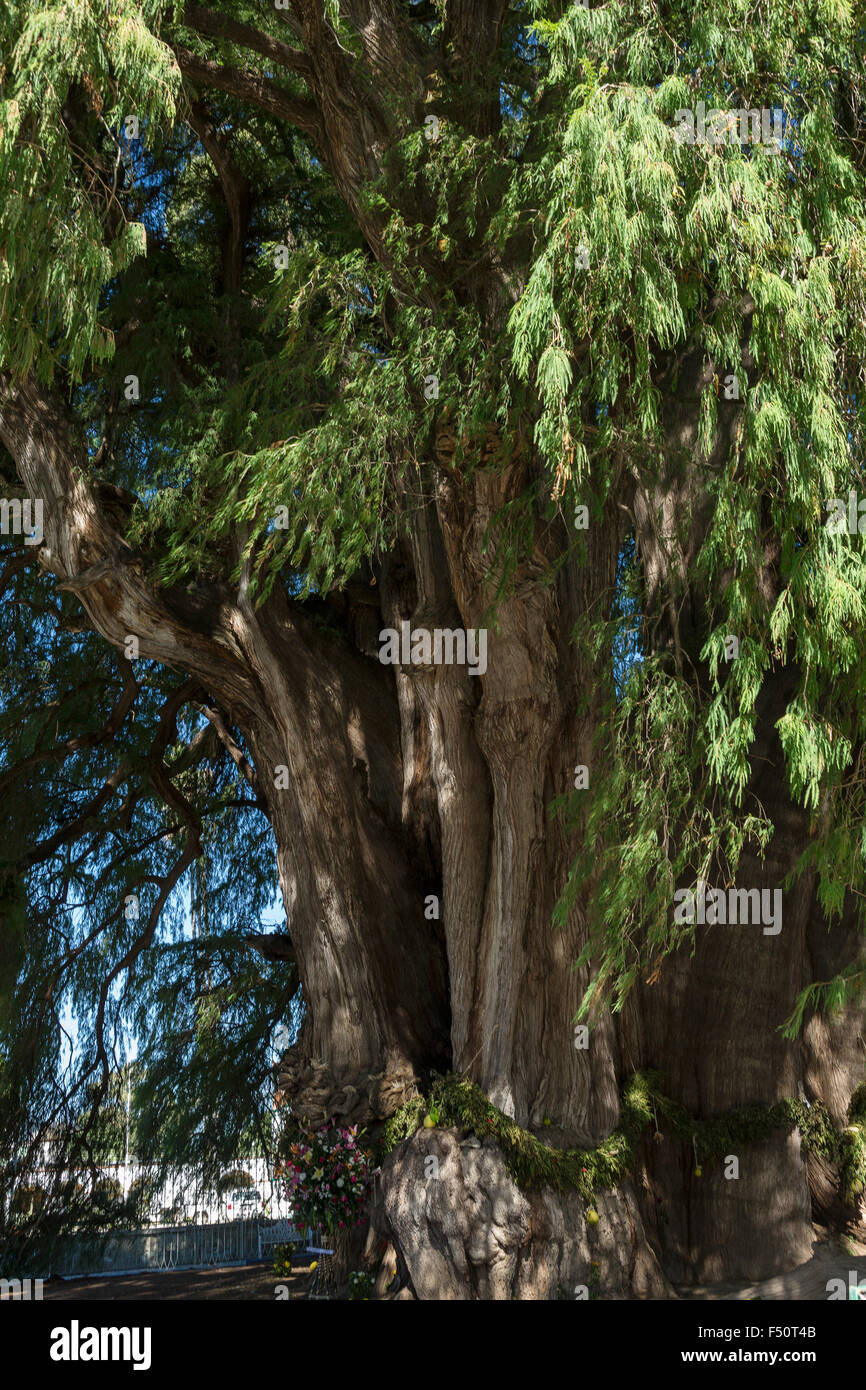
[225, 1187, 262, 1220]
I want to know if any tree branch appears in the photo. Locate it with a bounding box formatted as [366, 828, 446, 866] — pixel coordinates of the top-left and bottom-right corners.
[0, 655, 138, 796]
[0, 372, 261, 719]
[182, 4, 314, 80]
[173, 46, 323, 142]
[197, 703, 258, 790]
[245, 931, 296, 964]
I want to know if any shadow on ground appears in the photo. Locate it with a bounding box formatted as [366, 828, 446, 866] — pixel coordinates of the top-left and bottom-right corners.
[678, 1229, 866, 1300]
[37, 1259, 313, 1301]
[21, 1229, 866, 1299]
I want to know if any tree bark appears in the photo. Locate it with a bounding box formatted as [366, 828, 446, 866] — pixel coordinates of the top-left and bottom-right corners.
[619, 338, 866, 1283]
[3, 0, 866, 1294]
[4, 367, 865, 1296]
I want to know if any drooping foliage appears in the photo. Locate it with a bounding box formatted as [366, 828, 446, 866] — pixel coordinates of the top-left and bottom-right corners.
[0, 565, 295, 1269]
[0, 0, 865, 1268]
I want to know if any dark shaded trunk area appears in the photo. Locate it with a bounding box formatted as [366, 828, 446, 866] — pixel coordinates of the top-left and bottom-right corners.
[3, 374, 864, 1299]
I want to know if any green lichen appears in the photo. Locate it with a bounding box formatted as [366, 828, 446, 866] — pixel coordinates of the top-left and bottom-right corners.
[848, 1083, 866, 1126]
[839, 1128, 866, 1204]
[379, 1095, 426, 1153]
[378, 1070, 866, 1209]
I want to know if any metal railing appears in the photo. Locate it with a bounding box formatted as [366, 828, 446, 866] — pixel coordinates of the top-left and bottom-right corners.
[53, 1218, 268, 1279]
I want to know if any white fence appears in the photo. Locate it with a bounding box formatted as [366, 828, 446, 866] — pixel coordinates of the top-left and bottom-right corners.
[51, 1218, 301, 1278]
[8, 1156, 299, 1277]
[12, 1156, 291, 1228]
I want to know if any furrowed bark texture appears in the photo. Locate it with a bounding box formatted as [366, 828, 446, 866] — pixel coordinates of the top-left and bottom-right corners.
[3, 0, 865, 1298]
[621, 340, 866, 1283]
[3, 345, 865, 1296]
[379, 454, 625, 1140]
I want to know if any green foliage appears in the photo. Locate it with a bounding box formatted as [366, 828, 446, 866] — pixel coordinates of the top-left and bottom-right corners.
[381, 1071, 655, 1200]
[379, 1095, 427, 1153]
[272, 1242, 295, 1278]
[534, 2, 866, 1018]
[348, 1268, 374, 1299]
[0, 0, 865, 1270]
[381, 1070, 866, 1209]
[0, 583, 299, 1268]
[0, 0, 178, 380]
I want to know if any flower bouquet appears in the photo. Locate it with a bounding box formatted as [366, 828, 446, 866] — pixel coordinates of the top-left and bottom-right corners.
[277, 1122, 372, 1235]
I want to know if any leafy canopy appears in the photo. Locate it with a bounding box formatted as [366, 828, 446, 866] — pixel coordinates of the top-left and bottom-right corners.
[0, 3, 865, 1234]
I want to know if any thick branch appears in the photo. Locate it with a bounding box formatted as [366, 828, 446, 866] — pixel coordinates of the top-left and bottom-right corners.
[186, 101, 250, 299]
[0, 372, 261, 721]
[246, 931, 296, 964]
[173, 46, 323, 142]
[197, 703, 258, 790]
[183, 4, 314, 79]
[185, 101, 251, 379]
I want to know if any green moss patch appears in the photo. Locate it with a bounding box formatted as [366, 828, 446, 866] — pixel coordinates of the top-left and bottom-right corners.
[378, 1070, 866, 1208]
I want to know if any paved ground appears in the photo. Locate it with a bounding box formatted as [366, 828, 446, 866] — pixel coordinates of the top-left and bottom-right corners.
[38, 1259, 313, 1301]
[680, 1230, 866, 1300]
[22, 1230, 866, 1299]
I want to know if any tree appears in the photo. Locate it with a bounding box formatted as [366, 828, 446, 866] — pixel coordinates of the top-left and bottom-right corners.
[0, 0, 865, 1296]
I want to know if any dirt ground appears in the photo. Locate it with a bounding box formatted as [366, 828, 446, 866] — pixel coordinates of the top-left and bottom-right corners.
[39, 1259, 313, 1301]
[25, 1229, 866, 1299]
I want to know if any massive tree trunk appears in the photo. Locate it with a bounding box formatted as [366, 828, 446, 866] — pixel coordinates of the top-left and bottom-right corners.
[4, 367, 863, 1298]
[618, 336, 866, 1285]
[3, 0, 865, 1299]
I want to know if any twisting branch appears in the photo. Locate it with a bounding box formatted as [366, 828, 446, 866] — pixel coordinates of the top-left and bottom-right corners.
[182, 4, 314, 80]
[173, 47, 323, 142]
[185, 100, 251, 384]
[20, 762, 133, 870]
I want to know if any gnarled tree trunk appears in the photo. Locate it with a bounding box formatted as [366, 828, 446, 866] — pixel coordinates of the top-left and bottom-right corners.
[2, 0, 865, 1299]
[4, 368, 863, 1299]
